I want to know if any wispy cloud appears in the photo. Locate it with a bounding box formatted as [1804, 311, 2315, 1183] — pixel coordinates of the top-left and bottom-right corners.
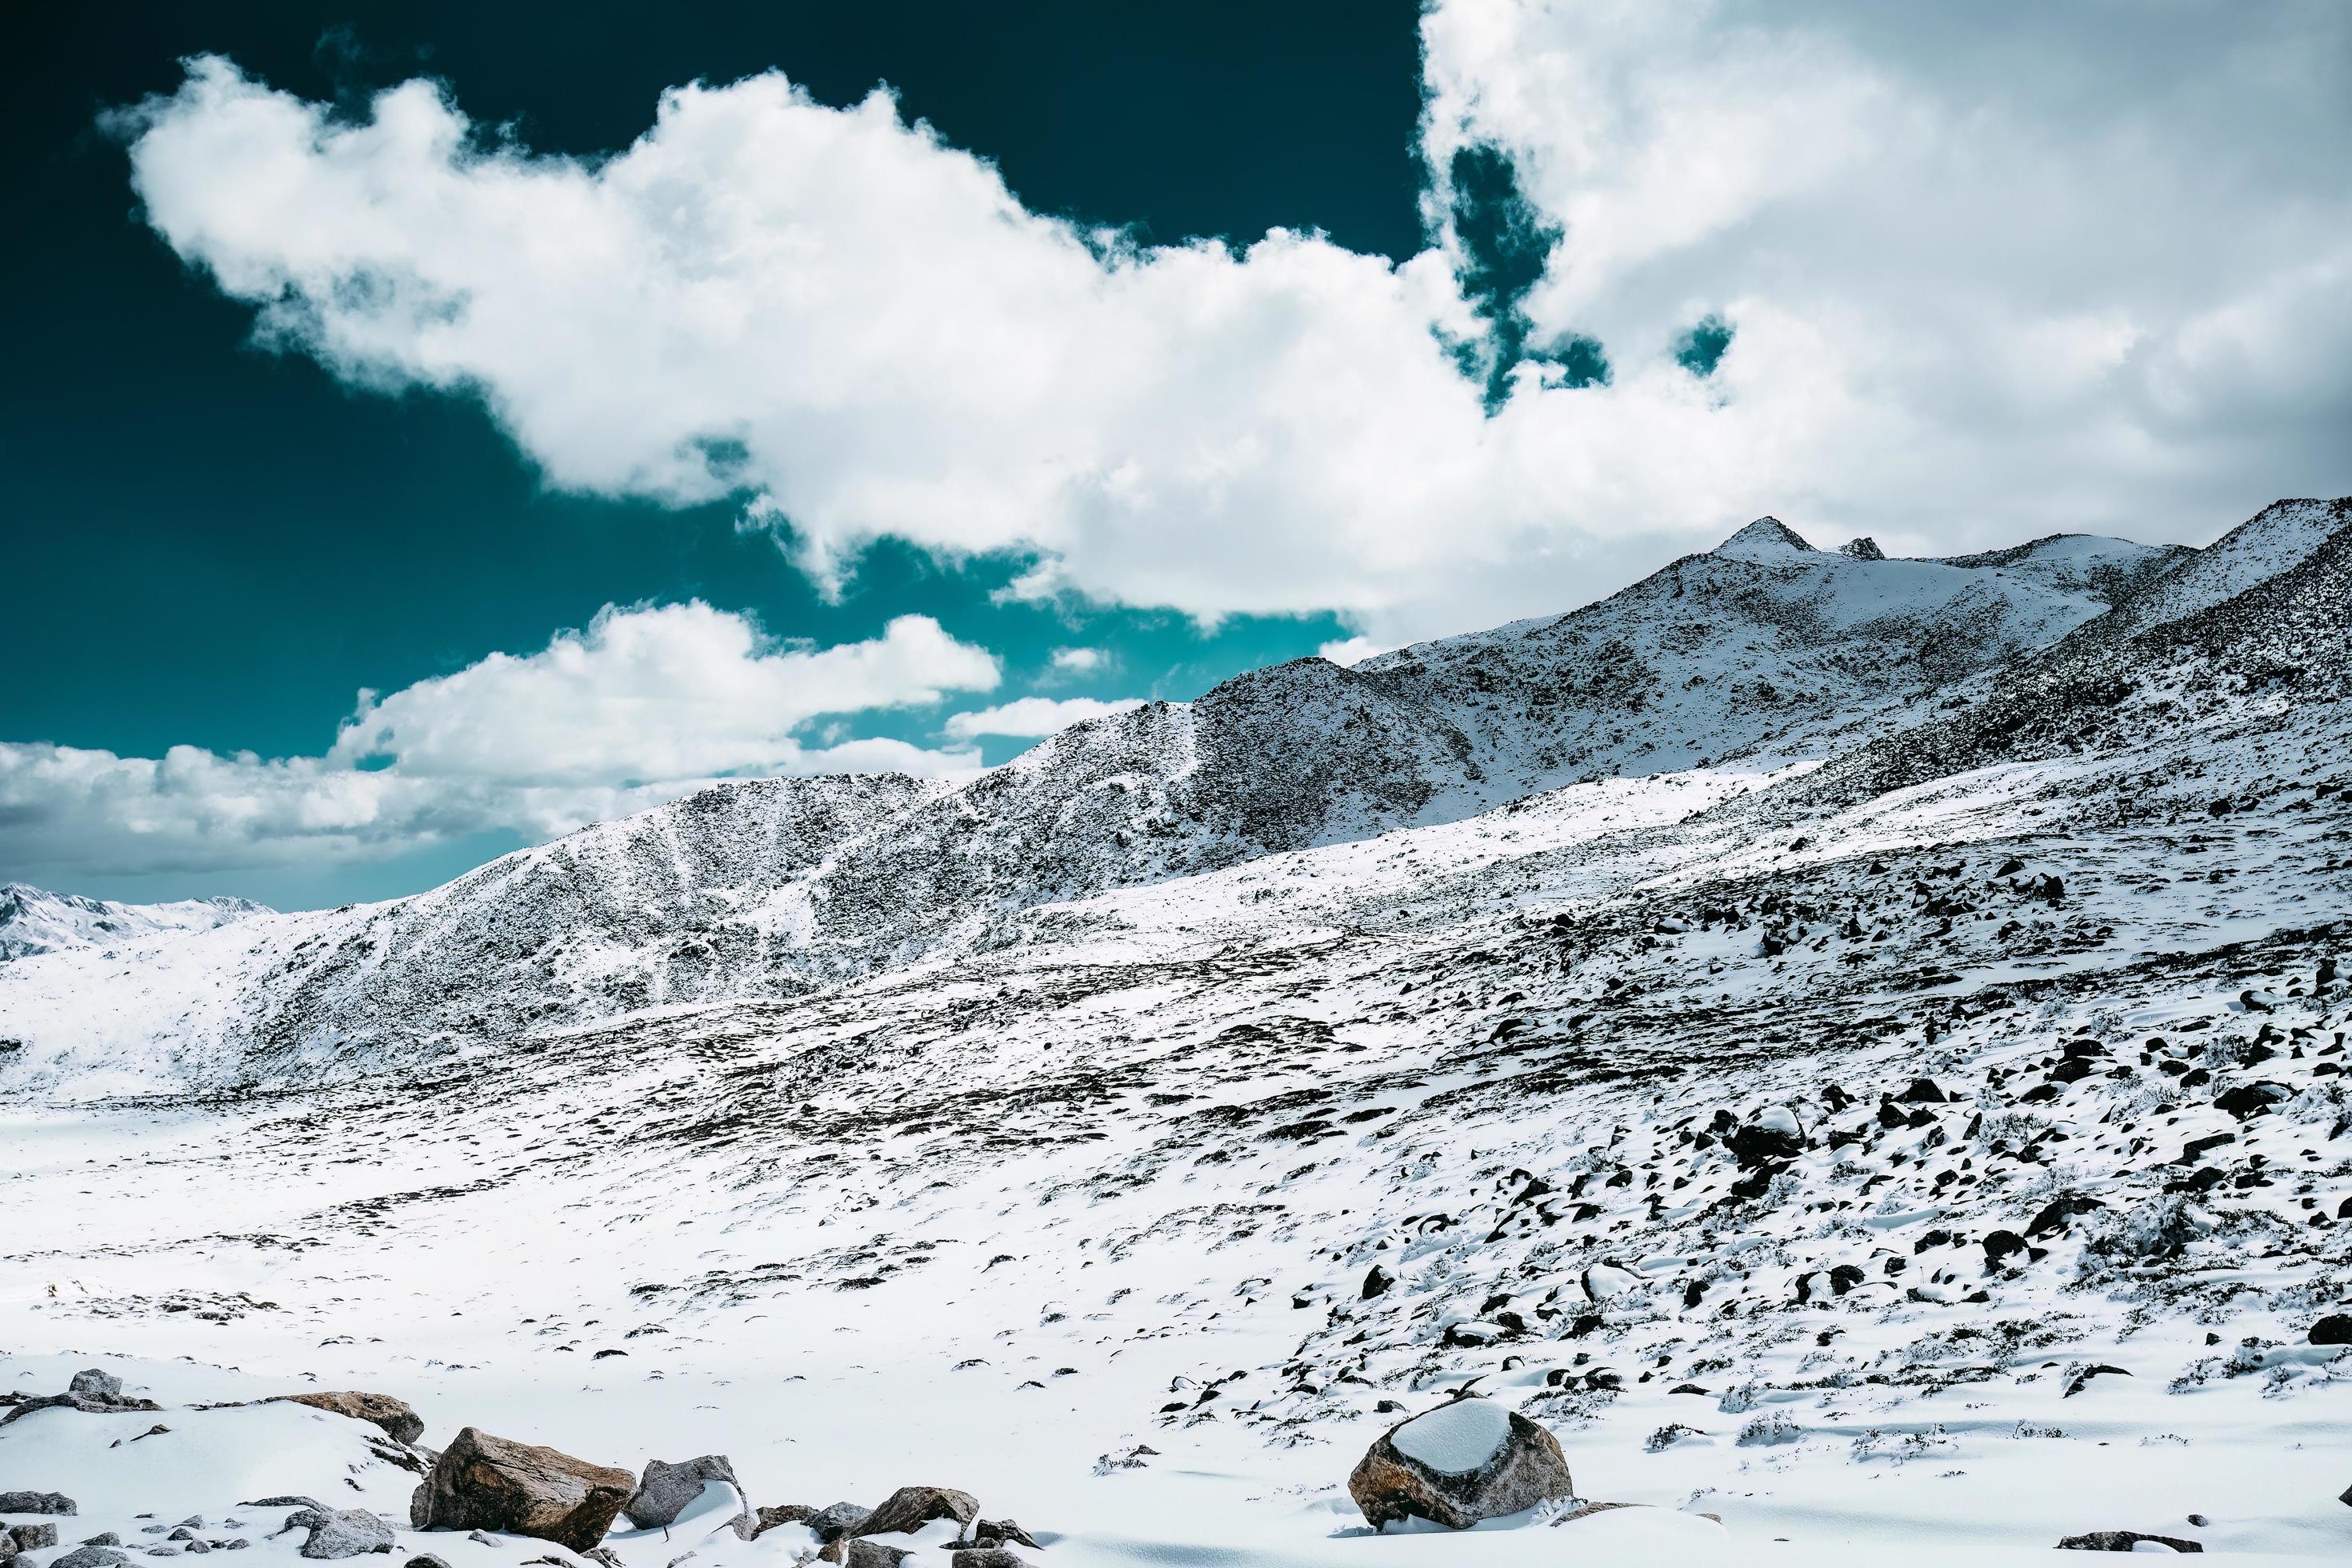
[942, 696, 1147, 741]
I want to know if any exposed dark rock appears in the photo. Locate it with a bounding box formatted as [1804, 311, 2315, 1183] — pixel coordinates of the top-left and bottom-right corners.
[814, 1540, 905, 1567]
[0, 1496, 76, 1516]
[854, 1486, 976, 1539]
[746, 1505, 818, 1540]
[273, 1393, 426, 1446]
[2057, 1530, 2202, 1551]
[49, 1550, 132, 1568]
[2309, 1314, 2352, 1346]
[408, 1427, 634, 1552]
[622, 1456, 741, 1530]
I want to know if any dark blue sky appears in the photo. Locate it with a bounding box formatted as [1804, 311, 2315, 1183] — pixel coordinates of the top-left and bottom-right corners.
[3, 2, 1429, 903]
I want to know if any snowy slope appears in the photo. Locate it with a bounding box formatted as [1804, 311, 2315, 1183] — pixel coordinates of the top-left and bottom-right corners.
[2, 499, 2350, 1566]
[0, 882, 265, 963]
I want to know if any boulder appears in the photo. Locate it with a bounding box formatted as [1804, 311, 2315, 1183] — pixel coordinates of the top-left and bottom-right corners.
[1729, 1106, 1805, 1167]
[1347, 1397, 1575, 1530]
[2057, 1530, 2202, 1551]
[409, 1427, 635, 1552]
[969, 1520, 1039, 1551]
[274, 1393, 426, 1446]
[67, 1370, 122, 1399]
[854, 1486, 977, 1539]
[12, 1526, 62, 1551]
[804, 1503, 872, 1543]
[0, 1496, 75, 1515]
[746, 1505, 818, 1540]
[950, 1554, 1028, 1568]
[2308, 1314, 2352, 1346]
[403, 1558, 454, 1568]
[50, 1550, 130, 1568]
[621, 1456, 741, 1530]
[278, 1508, 394, 1560]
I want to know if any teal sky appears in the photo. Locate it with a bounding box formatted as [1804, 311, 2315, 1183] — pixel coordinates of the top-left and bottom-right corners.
[9, 2, 2346, 908]
[4, 2, 1425, 907]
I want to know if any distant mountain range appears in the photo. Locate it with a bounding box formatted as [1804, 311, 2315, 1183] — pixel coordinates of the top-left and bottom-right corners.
[2, 500, 2342, 1091]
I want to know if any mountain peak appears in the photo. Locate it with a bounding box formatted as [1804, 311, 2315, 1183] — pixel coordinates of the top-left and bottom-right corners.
[1712, 516, 1821, 561]
[1838, 536, 1886, 560]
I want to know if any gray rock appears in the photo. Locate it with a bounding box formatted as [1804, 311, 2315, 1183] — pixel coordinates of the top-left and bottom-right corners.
[463, 1533, 501, 1547]
[403, 1557, 456, 1568]
[744, 1506, 816, 1542]
[11, 1526, 60, 1550]
[280, 1509, 394, 1561]
[0, 1495, 76, 1516]
[1347, 1397, 1577, 1531]
[2057, 1530, 2204, 1551]
[949, 1554, 1027, 1568]
[68, 1369, 124, 1399]
[806, 1503, 871, 1544]
[52, 1552, 132, 1568]
[814, 1541, 903, 1568]
[82, 1534, 123, 1547]
[622, 1456, 741, 1530]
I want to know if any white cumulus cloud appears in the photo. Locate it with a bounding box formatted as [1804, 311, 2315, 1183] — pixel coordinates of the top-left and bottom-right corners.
[942, 696, 1148, 741]
[111, 4, 2352, 651]
[0, 606, 997, 881]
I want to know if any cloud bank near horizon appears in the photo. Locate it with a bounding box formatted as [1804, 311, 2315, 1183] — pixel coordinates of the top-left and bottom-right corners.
[0, 605, 999, 883]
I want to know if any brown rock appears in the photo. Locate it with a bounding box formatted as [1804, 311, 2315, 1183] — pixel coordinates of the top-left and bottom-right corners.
[408, 1427, 634, 1552]
[746, 1505, 818, 1540]
[275, 1393, 426, 1446]
[854, 1487, 978, 1539]
[1346, 1397, 1575, 1531]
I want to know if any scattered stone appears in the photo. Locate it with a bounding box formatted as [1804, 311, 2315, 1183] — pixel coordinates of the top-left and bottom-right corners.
[1348, 1397, 1576, 1530]
[949, 1554, 1027, 1568]
[409, 1427, 635, 1553]
[622, 1456, 741, 1530]
[274, 1393, 426, 1446]
[11, 1527, 61, 1552]
[854, 1487, 977, 1539]
[274, 1506, 394, 1561]
[814, 1541, 904, 1568]
[2057, 1529, 2202, 1551]
[2308, 1314, 2352, 1346]
[403, 1557, 455, 1568]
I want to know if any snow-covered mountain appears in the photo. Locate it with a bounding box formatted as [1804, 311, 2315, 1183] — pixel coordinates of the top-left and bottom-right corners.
[0, 882, 266, 962]
[0, 516, 2202, 1086]
[4, 498, 2350, 1565]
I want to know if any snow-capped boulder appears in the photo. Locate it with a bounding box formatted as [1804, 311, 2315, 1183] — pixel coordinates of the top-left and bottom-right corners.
[618, 1455, 742, 1531]
[1580, 1262, 1642, 1302]
[1346, 1396, 1575, 1530]
[1730, 1104, 1806, 1166]
[409, 1427, 634, 1552]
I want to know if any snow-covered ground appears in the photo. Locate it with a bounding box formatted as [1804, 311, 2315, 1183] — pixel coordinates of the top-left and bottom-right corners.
[6, 502, 2351, 1565]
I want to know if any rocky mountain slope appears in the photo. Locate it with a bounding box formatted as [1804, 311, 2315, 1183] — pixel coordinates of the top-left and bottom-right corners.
[0, 883, 265, 964]
[0, 517, 2204, 1088]
[3, 498, 2348, 1564]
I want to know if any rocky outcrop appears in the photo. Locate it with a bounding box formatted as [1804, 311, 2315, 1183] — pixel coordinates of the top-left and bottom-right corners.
[1346, 1397, 1576, 1530]
[273, 1393, 426, 1446]
[0, 1496, 74, 1516]
[408, 1428, 634, 1552]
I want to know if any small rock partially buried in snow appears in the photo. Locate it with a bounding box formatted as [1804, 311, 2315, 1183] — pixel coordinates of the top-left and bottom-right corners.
[2057, 1529, 2204, 1552]
[1348, 1396, 1575, 1530]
